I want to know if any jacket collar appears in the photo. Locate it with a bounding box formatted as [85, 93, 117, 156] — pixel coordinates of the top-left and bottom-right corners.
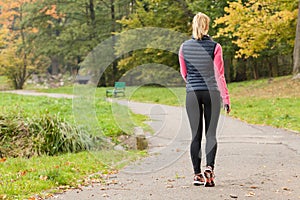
[192, 35, 211, 41]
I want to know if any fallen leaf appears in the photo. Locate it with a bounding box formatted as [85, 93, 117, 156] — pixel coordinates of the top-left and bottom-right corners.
[110, 179, 118, 185]
[102, 194, 109, 198]
[19, 170, 27, 176]
[65, 161, 72, 166]
[45, 194, 54, 198]
[250, 186, 258, 189]
[39, 175, 48, 181]
[245, 191, 255, 197]
[0, 158, 7, 163]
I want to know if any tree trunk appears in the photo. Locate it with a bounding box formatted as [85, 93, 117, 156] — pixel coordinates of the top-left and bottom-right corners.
[50, 56, 59, 75]
[252, 59, 259, 80]
[111, 0, 118, 83]
[18, 4, 27, 89]
[89, 0, 96, 36]
[267, 57, 273, 78]
[293, 0, 300, 77]
[272, 56, 279, 77]
[130, 0, 135, 14]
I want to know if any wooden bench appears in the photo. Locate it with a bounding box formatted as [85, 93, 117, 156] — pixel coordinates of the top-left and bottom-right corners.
[106, 82, 126, 97]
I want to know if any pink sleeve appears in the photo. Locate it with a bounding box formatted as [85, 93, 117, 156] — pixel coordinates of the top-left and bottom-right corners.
[214, 43, 230, 105]
[179, 44, 187, 82]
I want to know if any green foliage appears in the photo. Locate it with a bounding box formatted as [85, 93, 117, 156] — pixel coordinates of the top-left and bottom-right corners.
[116, 0, 190, 74]
[1, 0, 297, 85]
[0, 76, 11, 90]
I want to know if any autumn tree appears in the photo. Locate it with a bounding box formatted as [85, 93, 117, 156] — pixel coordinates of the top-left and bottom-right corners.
[0, 0, 46, 89]
[215, 0, 298, 79]
[24, 0, 133, 84]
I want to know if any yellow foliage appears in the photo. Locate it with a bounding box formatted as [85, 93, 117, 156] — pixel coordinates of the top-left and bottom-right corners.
[215, 0, 298, 58]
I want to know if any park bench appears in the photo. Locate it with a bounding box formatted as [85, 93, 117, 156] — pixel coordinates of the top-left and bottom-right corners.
[106, 82, 126, 97]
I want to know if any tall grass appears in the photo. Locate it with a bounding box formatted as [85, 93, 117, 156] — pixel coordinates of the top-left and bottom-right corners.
[0, 112, 98, 158]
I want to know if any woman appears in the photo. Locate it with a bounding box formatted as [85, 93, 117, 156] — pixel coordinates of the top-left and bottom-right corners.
[179, 12, 231, 187]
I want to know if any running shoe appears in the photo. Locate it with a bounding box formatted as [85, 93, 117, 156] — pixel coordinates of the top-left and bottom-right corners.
[193, 173, 205, 186]
[204, 166, 215, 187]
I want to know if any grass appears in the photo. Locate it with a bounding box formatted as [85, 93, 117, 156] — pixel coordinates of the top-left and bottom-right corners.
[125, 86, 185, 106]
[0, 150, 144, 200]
[228, 76, 300, 132]
[34, 85, 186, 106]
[0, 92, 150, 199]
[34, 86, 75, 95]
[25, 76, 300, 132]
[0, 93, 149, 137]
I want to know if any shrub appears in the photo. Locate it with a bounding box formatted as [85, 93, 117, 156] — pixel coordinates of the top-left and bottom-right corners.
[0, 113, 101, 158]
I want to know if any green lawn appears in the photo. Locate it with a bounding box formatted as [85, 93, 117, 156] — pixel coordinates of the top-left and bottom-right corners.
[0, 93, 149, 137]
[0, 93, 149, 199]
[28, 76, 300, 132]
[228, 76, 300, 132]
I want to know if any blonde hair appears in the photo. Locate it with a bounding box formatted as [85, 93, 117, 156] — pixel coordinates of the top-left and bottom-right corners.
[192, 12, 210, 40]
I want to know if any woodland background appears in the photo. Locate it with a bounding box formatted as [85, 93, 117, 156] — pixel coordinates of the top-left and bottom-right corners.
[0, 0, 299, 89]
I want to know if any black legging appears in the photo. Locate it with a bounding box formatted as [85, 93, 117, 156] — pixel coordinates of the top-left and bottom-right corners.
[186, 90, 221, 174]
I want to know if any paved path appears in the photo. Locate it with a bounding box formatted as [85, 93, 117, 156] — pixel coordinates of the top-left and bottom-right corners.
[49, 99, 300, 200]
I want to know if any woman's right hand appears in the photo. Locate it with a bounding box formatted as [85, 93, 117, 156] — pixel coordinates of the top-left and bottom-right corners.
[224, 104, 231, 114]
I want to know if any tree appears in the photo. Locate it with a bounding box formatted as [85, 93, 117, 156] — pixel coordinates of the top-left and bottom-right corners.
[215, 0, 298, 79]
[25, 0, 132, 81]
[215, 0, 298, 59]
[293, 0, 300, 77]
[0, 0, 45, 89]
[117, 0, 190, 74]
